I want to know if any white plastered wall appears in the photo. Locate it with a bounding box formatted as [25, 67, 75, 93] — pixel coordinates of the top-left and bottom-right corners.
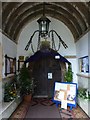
[0, 32, 2, 102]
[2, 34, 17, 78]
[76, 32, 90, 117]
[1, 33, 17, 102]
[17, 17, 77, 83]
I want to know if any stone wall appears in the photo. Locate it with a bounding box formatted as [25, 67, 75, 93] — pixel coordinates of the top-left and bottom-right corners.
[0, 42, 2, 102]
[0, 42, 2, 81]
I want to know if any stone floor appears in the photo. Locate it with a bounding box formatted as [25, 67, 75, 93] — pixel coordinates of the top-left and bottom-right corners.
[10, 98, 90, 119]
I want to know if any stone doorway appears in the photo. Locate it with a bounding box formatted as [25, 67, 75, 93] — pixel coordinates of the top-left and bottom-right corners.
[27, 49, 68, 98]
[32, 56, 62, 98]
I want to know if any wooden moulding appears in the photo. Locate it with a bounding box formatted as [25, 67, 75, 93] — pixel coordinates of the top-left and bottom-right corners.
[64, 55, 76, 59]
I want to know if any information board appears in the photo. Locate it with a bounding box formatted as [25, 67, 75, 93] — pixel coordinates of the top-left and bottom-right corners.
[53, 82, 77, 109]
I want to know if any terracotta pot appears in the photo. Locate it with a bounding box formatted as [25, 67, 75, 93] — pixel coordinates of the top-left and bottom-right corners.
[24, 94, 32, 102]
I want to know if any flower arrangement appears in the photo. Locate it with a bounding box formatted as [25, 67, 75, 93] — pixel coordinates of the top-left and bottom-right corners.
[40, 41, 50, 50]
[4, 82, 17, 102]
[78, 87, 90, 100]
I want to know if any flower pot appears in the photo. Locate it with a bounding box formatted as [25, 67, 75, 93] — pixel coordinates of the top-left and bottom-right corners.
[24, 94, 32, 102]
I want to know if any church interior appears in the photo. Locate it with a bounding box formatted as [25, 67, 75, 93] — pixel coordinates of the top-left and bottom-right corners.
[0, 1, 90, 119]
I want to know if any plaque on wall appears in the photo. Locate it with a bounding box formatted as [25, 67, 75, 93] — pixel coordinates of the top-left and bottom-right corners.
[48, 73, 52, 79]
[5, 54, 16, 76]
[79, 56, 89, 73]
[18, 60, 25, 72]
[53, 82, 77, 109]
[19, 56, 24, 61]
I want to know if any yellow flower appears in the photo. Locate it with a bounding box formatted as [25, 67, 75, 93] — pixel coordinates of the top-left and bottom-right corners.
[13, 94, 16, 96]
[10, 92, 13, 94]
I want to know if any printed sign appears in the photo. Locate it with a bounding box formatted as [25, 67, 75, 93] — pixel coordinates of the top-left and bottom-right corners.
[53, 82, 77, 108]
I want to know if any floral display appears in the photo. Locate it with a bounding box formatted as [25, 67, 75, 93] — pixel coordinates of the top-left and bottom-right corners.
[78, 88, 90, 100]
[4, 82, 17, 102]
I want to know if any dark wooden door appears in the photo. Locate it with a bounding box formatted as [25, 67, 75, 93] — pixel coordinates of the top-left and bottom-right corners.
[32, 56, 61, 98]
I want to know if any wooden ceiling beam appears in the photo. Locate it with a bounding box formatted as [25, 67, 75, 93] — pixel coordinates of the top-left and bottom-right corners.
[2, 2, 90, 43]
[12, 9, 79, 42]
[4, 3, 41, 34]
[2, 2, 21, 30]
[4, 3, 81, 40]
[71, 2, 89, 26]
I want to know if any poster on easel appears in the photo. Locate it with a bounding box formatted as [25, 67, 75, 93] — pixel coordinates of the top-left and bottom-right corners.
[53, 82, 77, 109]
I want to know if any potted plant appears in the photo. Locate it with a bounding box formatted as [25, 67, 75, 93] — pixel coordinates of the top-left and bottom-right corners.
[78, 87, 90, 100]
[19, 64, 34, 102]
[64, 64, 73, 82]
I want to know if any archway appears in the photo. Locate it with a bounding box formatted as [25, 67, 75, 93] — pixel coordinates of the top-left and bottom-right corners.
[25, 49, 70, 98]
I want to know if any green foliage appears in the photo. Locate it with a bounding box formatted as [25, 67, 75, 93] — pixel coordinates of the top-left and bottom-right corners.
[78, 88, 90, 100]
[40, 41, 50, 49]
[64, 64, 73, 82]
[4, 82, 17, 102]
[18, 65, 34, 95]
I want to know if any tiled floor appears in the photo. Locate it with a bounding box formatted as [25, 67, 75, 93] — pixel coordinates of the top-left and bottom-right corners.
[25, 104, 61, 118]
[10, 99, 89, 119]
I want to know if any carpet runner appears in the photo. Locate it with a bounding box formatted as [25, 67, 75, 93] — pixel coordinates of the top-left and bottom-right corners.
[25, 104, 61, 118]
[10, 98, 90, 119]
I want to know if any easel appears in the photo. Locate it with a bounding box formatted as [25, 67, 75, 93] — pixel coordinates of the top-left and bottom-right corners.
[55, 101, 74, 110]
[53, 82, 77, 111]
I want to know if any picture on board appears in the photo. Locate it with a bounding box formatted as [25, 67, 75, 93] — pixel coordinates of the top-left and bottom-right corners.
[5, 55, 16, 76]
[79, 56, 89, 73]
[53, 82, 77, 107]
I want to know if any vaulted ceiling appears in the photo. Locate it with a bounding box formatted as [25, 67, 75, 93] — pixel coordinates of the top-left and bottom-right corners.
[1, 2, 90, 43]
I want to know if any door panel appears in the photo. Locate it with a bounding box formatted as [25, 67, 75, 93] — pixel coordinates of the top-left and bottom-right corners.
[32, 56, 61, 98]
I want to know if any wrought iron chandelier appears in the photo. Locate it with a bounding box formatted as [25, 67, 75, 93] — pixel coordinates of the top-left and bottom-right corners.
[25, 3, 68, 53]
